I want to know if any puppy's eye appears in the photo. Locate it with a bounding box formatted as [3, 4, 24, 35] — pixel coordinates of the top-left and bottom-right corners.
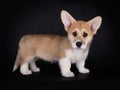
[72, 31, 77, 37]
[83, 32, 88, 37]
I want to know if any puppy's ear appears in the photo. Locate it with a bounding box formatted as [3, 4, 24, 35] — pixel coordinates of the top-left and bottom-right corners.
[87, 16, 102, 34]
[61, 10, 76, 31]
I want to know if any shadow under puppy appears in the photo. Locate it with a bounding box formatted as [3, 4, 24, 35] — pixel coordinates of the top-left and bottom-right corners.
[13, 10, 102, 77]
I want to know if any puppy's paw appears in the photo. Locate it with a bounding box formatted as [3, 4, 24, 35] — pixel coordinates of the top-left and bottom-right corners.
[79, 68, 90, 74]
[32, 67, 40, 72]
[62, 71, 75, 77]
[20, 69, 32, 75]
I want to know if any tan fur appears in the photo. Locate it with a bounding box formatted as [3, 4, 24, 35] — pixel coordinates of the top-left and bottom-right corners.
[16, 35, 73, 64]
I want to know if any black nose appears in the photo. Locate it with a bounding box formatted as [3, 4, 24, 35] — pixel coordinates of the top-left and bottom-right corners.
[76, 42, 82, 47]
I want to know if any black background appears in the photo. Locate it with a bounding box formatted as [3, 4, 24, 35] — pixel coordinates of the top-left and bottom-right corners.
[0, 0, 120, 90]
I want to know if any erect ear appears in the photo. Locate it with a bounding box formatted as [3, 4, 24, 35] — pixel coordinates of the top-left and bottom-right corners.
[87, 16, 102, 34]
[61, 10, 76, 31]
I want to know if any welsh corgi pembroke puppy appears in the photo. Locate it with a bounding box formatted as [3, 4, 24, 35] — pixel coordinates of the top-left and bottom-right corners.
[13, 10, 102, 77]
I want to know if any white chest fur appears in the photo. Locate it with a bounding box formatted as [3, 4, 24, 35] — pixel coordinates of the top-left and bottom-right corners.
[65, 49, 89, 63]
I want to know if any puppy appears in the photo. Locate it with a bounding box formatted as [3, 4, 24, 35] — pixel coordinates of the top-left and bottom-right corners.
[13, 10, 102, 77]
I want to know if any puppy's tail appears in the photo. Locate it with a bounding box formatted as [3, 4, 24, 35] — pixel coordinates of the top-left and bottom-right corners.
[12, 50, 20, 72]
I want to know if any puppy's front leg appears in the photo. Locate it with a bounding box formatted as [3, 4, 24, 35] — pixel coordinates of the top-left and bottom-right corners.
[59, 58, 74, 77]
[76, 60, 90, 74]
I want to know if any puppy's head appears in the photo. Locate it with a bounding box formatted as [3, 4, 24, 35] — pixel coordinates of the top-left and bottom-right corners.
[61, 10, 102, 49]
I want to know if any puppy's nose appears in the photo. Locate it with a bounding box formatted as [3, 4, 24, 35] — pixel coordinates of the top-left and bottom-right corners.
[76, 42, 82, 47]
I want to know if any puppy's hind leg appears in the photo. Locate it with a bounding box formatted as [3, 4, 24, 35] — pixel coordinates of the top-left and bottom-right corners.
[20, 56, 34, 75]
[29, 57, 40, 72]
[20, 62, 32, 75]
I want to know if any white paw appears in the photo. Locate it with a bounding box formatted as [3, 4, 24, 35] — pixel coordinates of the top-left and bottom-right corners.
[79, 68, 90, 73]
[62, 71, 75, 77]
[31, 67, 40, 72]
[20, 69, 32, 75]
